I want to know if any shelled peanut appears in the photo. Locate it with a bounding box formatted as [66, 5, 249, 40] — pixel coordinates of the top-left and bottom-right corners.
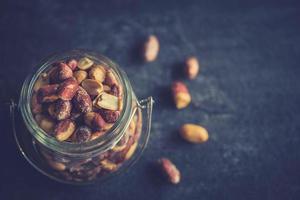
[31, 57, 123, 143]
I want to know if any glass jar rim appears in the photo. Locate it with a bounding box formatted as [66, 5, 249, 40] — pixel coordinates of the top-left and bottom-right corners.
[19, 49, 134, 157]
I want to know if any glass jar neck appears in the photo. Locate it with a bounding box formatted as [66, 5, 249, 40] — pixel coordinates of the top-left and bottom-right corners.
[19, 50, 134, 158]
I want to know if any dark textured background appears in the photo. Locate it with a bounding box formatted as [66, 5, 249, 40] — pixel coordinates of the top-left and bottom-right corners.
[1, 0, 300, 199]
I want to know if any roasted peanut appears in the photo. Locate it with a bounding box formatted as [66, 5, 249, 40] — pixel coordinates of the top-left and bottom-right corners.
[67, 59, 78, 70]
[35, 114, 55, 133]
[90, 131, 106, 140]
[37, 84, 59, 103]
[84, 112, 96, 127]
[185, 56, 199, 79]
[31, 93, 42, 114]
[102, 123, 114, 131]
[89, 65, 106, 83]
[33, 73, 49, 92]
[103, 85, 111, 92]
[48, 160, 66, 171]
[172, 81, 191, 109]
[78, 57, 94, 70]
[125, 142, 138, 160]
[179, 124, 208, 143]
[57, 63, 73, 81]
[143, 35, 159, 62]
[73, 87, 92, 113]
[100, 110, 120, 123]
[93, 112, 106, 130]
[73, 126, 92, 143]
[58, 77, 79, 100]
[73, 70, 87, 84]
[81, 79, 103, 96]
[110, 84, 120, 97]
[100, 159, 118, 171]
[55, 99, 72, 120]
[84, 112, 105, 130]
[54, 119, 76, 141]
[158, 158, 181, 184]
[47, 103, 56, 118]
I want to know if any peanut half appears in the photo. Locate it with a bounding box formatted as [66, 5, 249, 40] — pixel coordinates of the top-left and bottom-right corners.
[179, 124, 209, 143]
[93, 92, 119, 111]
[185, 56, 199, 80]
[78, 57, 94, 70]
[81, 79, 103, 96]
[144, 35, 159, 62]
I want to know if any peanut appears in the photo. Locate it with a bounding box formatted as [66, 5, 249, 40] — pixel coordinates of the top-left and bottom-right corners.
[73, 126, 92, 143]
[100, 159, 118, 171]
[158, 158, 181, 184]
[185, 56, 199, 79]
[37, 84, 59, 103]
[67, 59, 78, 70]
[89, 65, 106, 83]
[179, 124, 209, 143]
[57, 77, 79, 101]
[125, 142, 138, 160]
[100, 110, 120, 123]
[73, 87, 92, 113]
[73, 70, 87, 84]
[35, 114, 55, 133]
[47, 160, 66, 171]
[144, 35, 159, 62]
[33, 73, 49, 92]
[90, 131, 106, 141]
[55, 99, 72, 120]
[54, 119, 76, 141]
[104, 70, 118, 86]
[172, 81, 191, 109]
[31, 93, 42, 114]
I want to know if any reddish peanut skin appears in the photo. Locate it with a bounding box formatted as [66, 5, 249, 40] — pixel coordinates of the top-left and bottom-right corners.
[58, 77, 79, 100]
[110, 84, 120, 97]
[31, 93, 42, 114]
[100, 110, 120, 123]
[49, 63, 72, 83]
[67, 59, 78, 71]
[73, 87, 92, 113]
[92, 113, 106, 130]
[37, 84, 59, 103]
[57, 63, 73, 81]
[158, 158, 181, 184]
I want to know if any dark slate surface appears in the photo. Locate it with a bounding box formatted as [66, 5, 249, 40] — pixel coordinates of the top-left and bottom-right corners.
[1, 0, 300, 199]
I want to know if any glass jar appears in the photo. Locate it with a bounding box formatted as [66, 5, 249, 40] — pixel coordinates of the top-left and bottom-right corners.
[10, 50, 153, 184]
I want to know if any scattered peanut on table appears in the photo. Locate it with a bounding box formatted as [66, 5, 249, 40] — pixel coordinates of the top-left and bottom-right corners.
[158, 158, 181, 184]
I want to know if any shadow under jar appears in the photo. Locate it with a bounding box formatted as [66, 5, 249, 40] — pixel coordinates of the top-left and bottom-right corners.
[12, 50, 153, 185]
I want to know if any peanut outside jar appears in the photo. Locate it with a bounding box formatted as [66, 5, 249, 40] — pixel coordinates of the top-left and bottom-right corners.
[10, 50, 154, 185]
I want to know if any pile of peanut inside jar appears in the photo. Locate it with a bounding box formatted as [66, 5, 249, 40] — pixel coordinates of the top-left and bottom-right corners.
[30, 56, 142, 182]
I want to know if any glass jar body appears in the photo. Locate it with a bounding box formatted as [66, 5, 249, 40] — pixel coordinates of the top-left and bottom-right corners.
[14, 50, 153, 184]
